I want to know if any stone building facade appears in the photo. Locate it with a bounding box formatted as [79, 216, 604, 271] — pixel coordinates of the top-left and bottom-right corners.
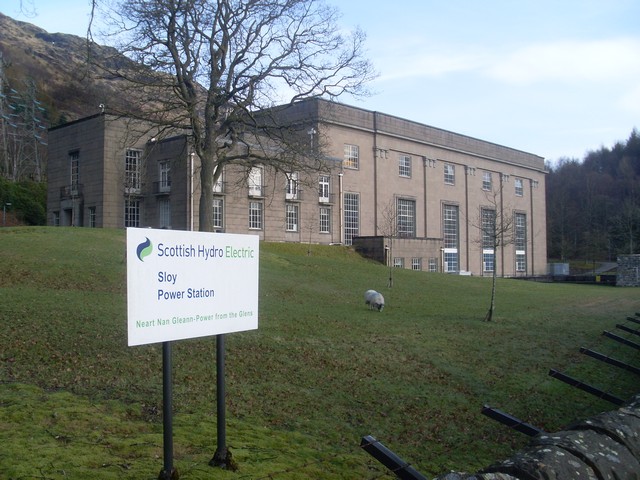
[47, 98, 547, 276]
[616, 255, 640, 286]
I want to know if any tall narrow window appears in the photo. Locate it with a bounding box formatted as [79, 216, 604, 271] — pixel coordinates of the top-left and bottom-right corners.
[344, 144, 359, 169]
[481, 208, 496, 249]
[397, 198, 416, 238]
[213, 166, 224, 193]
[482, 208, 496, 274]
[344, 192, 359, 245]
[69, 151, 79, 193]
[515, 213, 527, 272]
[213, 198, 224, 230]
[286, 204, 299, 231]
[412, 258, 422, 271]
[399, 154, 411, 178]
[158, 198, 171, 228]
[515, 178, 524, 197]
[443, 204, 459, 272]
[444, 164, 455, 185]
[124, 198, 140, 227]
[88, 207, 96, 228]
[318, 175, 330, 203]
[159, 161, 171, 192]
[482, 171, 492, 191]
[125, 149, 142, 194]
[428, 257, 438, 272]
[319, 206, 331, 233]
[248, 167, 263, 197]
[249, 201, 263, 229]
[286, 172, 299, 200]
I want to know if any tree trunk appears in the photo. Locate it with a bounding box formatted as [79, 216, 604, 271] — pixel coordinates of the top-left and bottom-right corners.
[198, 151, 216, 232]
[485, 269, 497, 322]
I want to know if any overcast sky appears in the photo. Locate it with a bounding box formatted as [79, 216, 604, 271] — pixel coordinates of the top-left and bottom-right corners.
[6, 0, 640, 164]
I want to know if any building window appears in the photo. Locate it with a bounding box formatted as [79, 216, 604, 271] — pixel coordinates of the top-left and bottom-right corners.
[515, 212, 527, 272]
[319, 175, 330, 203]
[125, 149, 142, 194]
[481, 208, 495, 274]
[443, 204, 459, 272]
[286, 204, 299, 231]
[286, 172, 299, 200]
[412, 257, 422, 271]
[248, 166, 263, 197]
[344, 144, 359, 169]
[483, 252, 495, 273]
[53, 211, 60, 226]
[213, 166, 224, 193]
[399, 154, 411, 177]
[397, 198, 416, 238]
[69, 151, 79, 192]
[88, 207, 96, 228]
[124, 198, 140, 227]
[249, 201, 263, 229]
[159, 161, 171, 192]
[443, 204, 459, 248]
[444, 163, 455, 185]
[344, 192, 359, 245]
[394, 257, 404, 268]
[428, 257, 438, 272]
[319, 206, 331, 233]
[158, 198, 171, 228]
[481, 208, 496, 249]
[213, 198, 223, 230]
[482, 171, 492, 191]
[515, 178, 524, 197]
[444, 250, 458, 273]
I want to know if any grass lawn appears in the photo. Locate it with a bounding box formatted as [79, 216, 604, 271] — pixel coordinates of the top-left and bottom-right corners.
[1, 227, 639, 479]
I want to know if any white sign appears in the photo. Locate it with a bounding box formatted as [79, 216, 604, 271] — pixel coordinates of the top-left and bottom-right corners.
[126, 227, 259, 346]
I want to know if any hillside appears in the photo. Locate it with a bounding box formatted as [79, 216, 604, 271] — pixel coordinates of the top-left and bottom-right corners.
[0, 11, 144, 124]
[1, 227, 639, 478]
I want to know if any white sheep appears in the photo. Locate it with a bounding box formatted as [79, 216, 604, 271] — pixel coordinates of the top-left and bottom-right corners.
[364, 289, 385, 311]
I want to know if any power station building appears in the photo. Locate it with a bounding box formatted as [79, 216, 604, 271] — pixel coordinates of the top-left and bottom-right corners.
[47, 98, 547, 276]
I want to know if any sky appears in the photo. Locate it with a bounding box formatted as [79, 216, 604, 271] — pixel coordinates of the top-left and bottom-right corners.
[5, 0, 640, 164]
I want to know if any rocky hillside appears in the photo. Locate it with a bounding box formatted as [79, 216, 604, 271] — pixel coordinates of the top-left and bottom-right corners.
[0, 12, 139, 126]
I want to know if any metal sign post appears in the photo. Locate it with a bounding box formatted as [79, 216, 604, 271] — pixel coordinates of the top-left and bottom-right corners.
[158, 341, 177, 480]
[126, 228, 259, 477]
[210, 334, 231, 468]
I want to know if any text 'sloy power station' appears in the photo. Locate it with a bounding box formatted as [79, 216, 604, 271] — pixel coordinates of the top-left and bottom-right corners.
[126, 227, 259, 346]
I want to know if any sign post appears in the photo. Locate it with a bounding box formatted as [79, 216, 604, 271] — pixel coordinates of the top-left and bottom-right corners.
[126, 227, 259, 478]
[160, 342, 175, 480]
[210, 334, 229, 468]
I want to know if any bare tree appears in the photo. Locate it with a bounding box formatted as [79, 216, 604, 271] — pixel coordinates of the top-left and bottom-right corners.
[474, 182, 515, 322]
[379, 198, 399, 288]
[89, 0, 375, 232]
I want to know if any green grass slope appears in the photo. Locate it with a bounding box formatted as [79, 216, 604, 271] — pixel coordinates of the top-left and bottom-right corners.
[1, 227, 639, 479]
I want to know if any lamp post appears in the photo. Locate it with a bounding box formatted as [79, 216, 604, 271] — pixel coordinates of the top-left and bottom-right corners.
[3, 202, 11, 226]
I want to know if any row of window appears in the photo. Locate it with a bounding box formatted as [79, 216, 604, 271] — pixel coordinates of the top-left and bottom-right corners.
[59, 194, 525, 273]
[391, 251, 527, 274]
[343, 143, 532, 196]
[125, 153, 335, 204]
[123, 197, 334, 234]
[71, 148, 530, 211]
